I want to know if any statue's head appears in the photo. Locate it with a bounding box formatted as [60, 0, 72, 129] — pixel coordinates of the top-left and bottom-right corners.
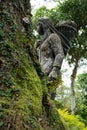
[37, 17, 53, 35]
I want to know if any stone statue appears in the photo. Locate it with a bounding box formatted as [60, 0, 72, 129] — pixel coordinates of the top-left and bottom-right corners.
[35, 17, 77, 81]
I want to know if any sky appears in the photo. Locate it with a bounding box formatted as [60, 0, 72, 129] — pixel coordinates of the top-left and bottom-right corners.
[30, 0, 57, 13]
[62, 59, 87, 86]
[30, 0, 87, 87]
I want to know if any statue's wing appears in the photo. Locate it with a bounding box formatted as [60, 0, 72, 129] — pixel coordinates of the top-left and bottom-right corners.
[55, 23, 77, 55]
[56, 24, 76, 40]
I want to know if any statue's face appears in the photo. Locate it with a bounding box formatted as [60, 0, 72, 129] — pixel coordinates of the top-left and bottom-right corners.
[37, 22, 44, 35]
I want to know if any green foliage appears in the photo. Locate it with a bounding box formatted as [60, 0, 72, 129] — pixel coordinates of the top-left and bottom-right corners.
[59, 109, 87, 130]
[77, 73, 87, 91]
[47, 74, 62, 93]
[57, 0, 87, 63]
[58, 0, 87, 28]
[54, 100, 63, 109]
[75, 73, 87, 126]
[76, 73, 87, 105]
[32, 5, 61, 30]
[32, 6, 50, 29]
[75, 104, 87, 126]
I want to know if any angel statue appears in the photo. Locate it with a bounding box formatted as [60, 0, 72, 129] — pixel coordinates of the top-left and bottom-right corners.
[35, 17, 77, 81]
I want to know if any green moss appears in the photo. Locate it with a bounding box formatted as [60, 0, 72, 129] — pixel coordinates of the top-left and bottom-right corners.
[42, 97, 68, 130]
[0, 42, 43, 129]
[0, 42, 69, 130]
[47, 74, 62, 94]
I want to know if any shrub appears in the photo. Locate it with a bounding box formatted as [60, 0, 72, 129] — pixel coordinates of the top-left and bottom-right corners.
[58, 109, 87, 130]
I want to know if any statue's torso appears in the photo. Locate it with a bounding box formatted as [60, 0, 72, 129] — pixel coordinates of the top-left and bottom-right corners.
[37, 33, 62, 75]
[40, 37, 53, 75]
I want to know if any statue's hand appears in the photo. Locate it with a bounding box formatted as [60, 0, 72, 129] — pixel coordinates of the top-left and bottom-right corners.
[48, 67, 60, 81]
[48, 70, 57, 81]
[34, 40, 42, 49]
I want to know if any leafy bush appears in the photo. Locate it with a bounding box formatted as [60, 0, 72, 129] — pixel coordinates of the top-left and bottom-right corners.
[58, 109, 87, 130]
[75, 104, 87, 126]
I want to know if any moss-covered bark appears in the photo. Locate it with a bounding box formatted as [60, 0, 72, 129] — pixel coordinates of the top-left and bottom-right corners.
[0, 0, 69, 130]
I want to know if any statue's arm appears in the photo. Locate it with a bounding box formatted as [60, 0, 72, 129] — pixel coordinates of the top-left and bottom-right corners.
[48, 34, 64, 80]
[51, 34, 64, 68]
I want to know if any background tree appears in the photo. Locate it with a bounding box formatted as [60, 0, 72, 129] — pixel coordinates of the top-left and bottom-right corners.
[57, 0, 87, 113]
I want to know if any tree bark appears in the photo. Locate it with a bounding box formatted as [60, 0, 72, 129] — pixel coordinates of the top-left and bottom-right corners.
[0, 1, 68, 130]
[0, 0, 32, 40]
[70, 59, 79, 113]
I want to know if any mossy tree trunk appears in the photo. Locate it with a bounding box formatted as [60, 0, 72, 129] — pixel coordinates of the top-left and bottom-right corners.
[0, 1, 68, 130]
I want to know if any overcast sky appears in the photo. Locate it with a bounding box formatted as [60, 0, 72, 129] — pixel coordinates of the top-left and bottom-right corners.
[30, 0, 57, 13]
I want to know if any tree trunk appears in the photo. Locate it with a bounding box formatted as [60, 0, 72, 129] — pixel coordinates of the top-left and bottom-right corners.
[0, 1, 68, 130]
[0, 0, 32, 41]
[70, 59, 79, 113]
